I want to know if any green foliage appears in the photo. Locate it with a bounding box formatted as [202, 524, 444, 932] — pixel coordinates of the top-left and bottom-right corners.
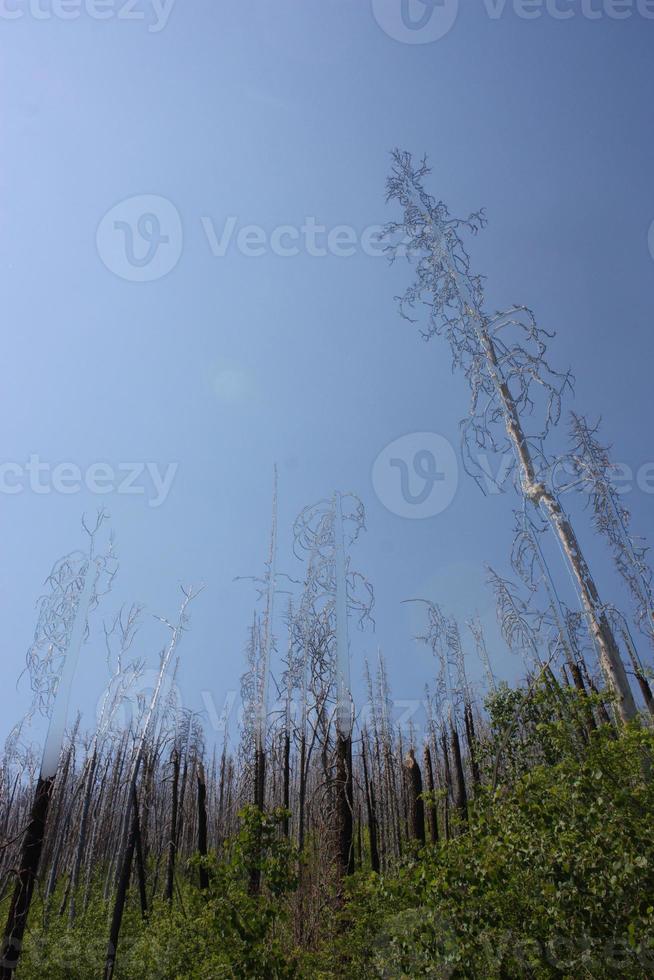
[8, 702, 654, 979]
[321, 722, 654, 978]
[14, 806, 300, 980]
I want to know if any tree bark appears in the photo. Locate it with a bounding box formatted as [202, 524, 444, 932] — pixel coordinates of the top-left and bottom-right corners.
[335, 732, 354, 878]
[422, 744, 438, 844]
[197, 763, 209, 890]
[403, 750, 425, 844]
[0, 776, 55, 978]
[103, 782, 141, 980]
[282, 730, 291, 838]
[449, 723, 468, 827]
[165, 748, 180, 904]
[463, 703, 480, 788]
[361, 736, 380, 872]
[69, 748, 98, 924]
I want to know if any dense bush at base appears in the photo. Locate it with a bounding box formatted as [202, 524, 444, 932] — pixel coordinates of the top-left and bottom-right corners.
[326, 722, 654, 979]
[7, 719, 653, 979]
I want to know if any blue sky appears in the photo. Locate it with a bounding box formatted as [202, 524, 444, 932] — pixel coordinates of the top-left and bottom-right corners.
[1, 0, 653, 752]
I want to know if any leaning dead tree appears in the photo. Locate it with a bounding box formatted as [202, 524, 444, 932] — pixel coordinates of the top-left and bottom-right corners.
[1, 513, 116, 978]
[384, 149, 636, 722]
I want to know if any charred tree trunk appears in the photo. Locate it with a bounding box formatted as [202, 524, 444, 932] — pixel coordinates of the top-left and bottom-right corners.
[335, 732, 354, 878]
[0, 775, 55, 978]
[463, 703, 480, 789]
[622, 628, 654, 720]
[133, 793, 148, 920]
[403, 749, 425, 844]
[103, 782, 141, 980]
[440, 731, 452, 841]
[282, 730, 291, 839]
[249, 746, 266, 896]
[298, 731, 307, 853]
[197, 763, 209, 890]
[165, 748, 180, 904]
[589, 678, 614, 728]
[361, 736, 380, 872]
[449, 723, 468, 828]
[422, 743, 438, 844]
[69, 748, 98, 924]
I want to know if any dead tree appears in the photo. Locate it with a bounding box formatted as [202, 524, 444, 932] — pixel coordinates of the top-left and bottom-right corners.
[403, 749, 425, 844]
[385, 150, 636, 723]
[104, 585, 200, 980]
[1, 517, 114, 978]
[360, 732, 380, 871]
[422, 742, 438, 844]
[196, 762, 209, 890]
[293, 491, 374, 883]
[165, 747, 180, 903]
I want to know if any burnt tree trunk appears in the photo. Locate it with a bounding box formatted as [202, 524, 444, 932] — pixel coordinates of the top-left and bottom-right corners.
[282, 730, 291, 839]
[422, 743, 438, 844]
[133, 793, 148, 920]
[298, 731, 307, 853]
[0, 775, 55, 978]
[335, 732, 354, 878]
[69, 748, 98, 924]
[197, 763, 209, 891]
[403, 749, 425, 844]
[249, 746, 266, 896]
[165, 748, 180, 904]
[449, 723, 468, 828]
[463, 703, 480, 789]
[103, 782, 142, 980]
[361, 736, 380, 872]
[440, 732, 452, 841]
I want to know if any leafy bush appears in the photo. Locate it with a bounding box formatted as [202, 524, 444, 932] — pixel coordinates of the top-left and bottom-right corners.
[325, 723, 654, 978]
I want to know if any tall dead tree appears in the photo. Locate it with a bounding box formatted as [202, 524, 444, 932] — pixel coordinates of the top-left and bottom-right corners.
[385, 150, 636, 723]
[293, 491, 374, 882]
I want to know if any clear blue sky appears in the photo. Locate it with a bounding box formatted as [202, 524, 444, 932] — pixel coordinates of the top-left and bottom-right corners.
[1, 0, 653, 751]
